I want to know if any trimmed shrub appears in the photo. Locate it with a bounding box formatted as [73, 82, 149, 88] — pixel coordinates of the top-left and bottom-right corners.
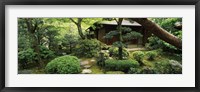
[104, 59, 139, 73]
[132, 51, 145, 63]
[146, 51, 158, 60]
[108, 47, 129, 59]
[45, 55, 81, 74]
[74, 39, 101, 58]
[154, 60, 182, 74]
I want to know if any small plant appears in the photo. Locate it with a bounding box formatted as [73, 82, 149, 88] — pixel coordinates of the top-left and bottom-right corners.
[128, 67, 142, 74]
[104, 59, 139, 73]
[45, 55, 81, 74]
[108, 47, 129, 59]
[132, 51, 145, 65]
[146, 51, 158, 60]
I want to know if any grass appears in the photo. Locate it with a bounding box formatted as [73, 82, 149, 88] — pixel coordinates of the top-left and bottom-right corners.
[106, 71, 124, 74]
[90, 65, 104, 74]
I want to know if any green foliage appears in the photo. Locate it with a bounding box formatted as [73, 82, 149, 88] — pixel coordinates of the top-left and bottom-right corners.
[128, 67, 142, 74]
[104, 31, 119, 39]
[128, 67, 156, 74]
[154, 60, 182, 74]
[151, 18, 182, 33]
[174, 31, 182, 39]
[123, 31, 143, 40]
[97, 52, 109, 67]
[106, 71, 125, 74]
[18, 48, 37, 69]
[104, 59, 139, 72]
[74, 39, 101, 58]
[45, 55, 81, 74]
[145, 36, 181, 53]
[145, 37, 163, 50]
[132, 51, 145, 62]
[103, 20, 143, 60]
[120, 27, 143, 41]
[146, 51, 158, 60]
[146, 18, 182, 53]
[100, 42, 109, 50]
[62, 33, 79, 54]
[39, 46, 55, 60]
[108, 47, 129, 59]
[43, 27, 60, 52]
[112, 41, 126, 48]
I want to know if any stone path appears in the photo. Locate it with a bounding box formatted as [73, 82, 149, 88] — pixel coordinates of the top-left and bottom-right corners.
[80, 58, 96, 74]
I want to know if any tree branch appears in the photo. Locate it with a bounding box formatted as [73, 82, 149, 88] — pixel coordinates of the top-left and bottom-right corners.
[128, 18, 182, 49]
[70, 18, 78, 25]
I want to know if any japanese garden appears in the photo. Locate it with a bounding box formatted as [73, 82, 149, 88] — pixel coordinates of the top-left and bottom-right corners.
[18, 18, 182, 74]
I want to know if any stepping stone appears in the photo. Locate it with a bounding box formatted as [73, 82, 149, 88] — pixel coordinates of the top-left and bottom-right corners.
[83, 65, 91, 69]
[80, 60, 89, 66]
[82, 69, 92, 74]
[90, 59, 96, 63]
[169, 60, 182, 67]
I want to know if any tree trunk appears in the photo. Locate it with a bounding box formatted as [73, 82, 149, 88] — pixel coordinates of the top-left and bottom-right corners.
[128, 18, 182, 49]
[77, 22, 85, 39]
[118, 18, 123, 60]
[70, 18, 85, 39]
[25, 18, 43, 68]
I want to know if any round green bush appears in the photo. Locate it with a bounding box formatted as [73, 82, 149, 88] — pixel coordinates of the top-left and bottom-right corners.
[45, 55, 81, 74]
[74, 39, 101, 58]
[108, 47, 129, 59]
[132, 51, 145, 62]
[146, 51, 158, 60]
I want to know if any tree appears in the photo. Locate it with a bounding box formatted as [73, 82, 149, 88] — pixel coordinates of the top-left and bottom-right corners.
[104, 18, 143, 60]
[117, 18, 123, 60]
[45, 27, 60, 51]
[128, 18, 182, 49]
[70, 18, 103, 39]
[62, 33, 79, 54]
[70, 18, 86, 39]
[23, 18, 44, 67]
[23, 18, 55, 67]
